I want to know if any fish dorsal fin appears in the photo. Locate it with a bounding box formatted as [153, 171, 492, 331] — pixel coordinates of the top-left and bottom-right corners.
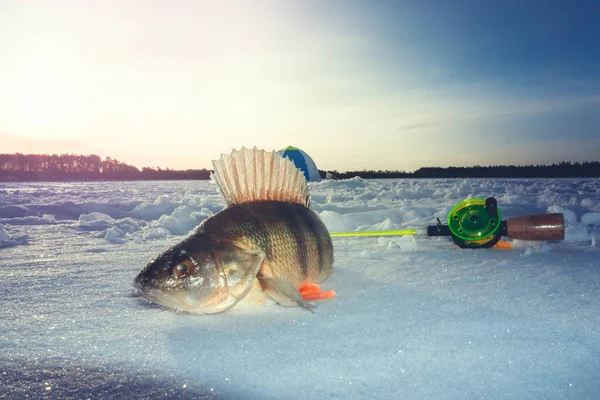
[211, 147, 311, 208]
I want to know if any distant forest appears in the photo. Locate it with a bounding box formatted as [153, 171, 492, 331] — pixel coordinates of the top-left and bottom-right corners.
[0, 153, 210, 181]
[332, 161, 600, 179]
[1, 153, 599, 182]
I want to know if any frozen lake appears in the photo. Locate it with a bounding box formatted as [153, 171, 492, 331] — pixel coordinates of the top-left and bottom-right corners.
[1, 178, 599, 399]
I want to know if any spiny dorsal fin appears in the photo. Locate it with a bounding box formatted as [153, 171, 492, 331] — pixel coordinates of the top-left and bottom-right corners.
[211, 147, 311, 208]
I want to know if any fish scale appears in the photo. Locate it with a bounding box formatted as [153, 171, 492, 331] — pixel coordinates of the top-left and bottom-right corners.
[201, 201, 332, 285]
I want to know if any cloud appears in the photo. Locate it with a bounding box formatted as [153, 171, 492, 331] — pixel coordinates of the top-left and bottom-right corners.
[398, 122, 439, 132]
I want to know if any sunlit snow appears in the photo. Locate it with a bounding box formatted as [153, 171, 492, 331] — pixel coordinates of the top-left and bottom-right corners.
[1, 178, 599, 399]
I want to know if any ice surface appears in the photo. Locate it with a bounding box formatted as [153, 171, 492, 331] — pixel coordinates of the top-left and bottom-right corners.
[0, 223, 29, 248]
[1, 178, 599, 399]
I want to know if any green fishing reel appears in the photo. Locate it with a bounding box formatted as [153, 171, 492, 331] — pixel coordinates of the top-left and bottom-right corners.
[447, 197, 502, 248]
[334, 195, 564, 249]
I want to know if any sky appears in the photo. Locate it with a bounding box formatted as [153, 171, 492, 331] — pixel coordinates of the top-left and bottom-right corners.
[1, 0, 599, 172]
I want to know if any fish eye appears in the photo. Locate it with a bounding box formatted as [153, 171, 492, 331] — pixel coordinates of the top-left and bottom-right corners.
[172, 259, 194, 278]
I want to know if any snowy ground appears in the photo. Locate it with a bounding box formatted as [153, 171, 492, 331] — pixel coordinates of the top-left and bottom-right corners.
[1, 178, 599, 399]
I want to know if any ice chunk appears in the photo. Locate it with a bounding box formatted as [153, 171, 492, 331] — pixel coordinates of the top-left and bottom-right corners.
[42, 214, 55, 223]
[105, 227, 125, 244]
[581, 198, 597, 209]
[547, 205, 577, 225]
[319, 210, 352, 233]
[0, 224, 29, 248]
[78, 213, 141, 235]
[0, 225, 10, 241]
[565, 225, 590, 242]
[370, 218, 401, 231]
[131, 195, 178, 221]
[78, 212, 116, 231]
[114, 217, 142, 234]
[341, 176, 367, 187]
[581, 213, 600, 226]
[325, 193, 346, 204]
[0, 214, 56, 226]
[133, 226, 171, 242]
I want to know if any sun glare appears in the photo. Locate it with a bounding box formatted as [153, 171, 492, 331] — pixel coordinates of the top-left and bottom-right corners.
[13, 74, 70, 133]
[1, 42, 76, 136]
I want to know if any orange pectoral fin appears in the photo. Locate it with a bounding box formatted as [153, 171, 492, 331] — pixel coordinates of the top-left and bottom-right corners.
[493, 240, 513, 250]
[299, 283, 336, 301]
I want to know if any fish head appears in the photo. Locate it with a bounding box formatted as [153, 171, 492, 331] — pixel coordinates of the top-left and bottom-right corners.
[134, 236, 265, 314]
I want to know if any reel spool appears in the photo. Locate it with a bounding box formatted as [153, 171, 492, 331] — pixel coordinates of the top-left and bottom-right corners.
[447, 197, 502, 249]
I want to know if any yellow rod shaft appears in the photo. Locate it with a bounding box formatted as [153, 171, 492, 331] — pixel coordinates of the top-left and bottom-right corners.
[330, 229, 418, 237]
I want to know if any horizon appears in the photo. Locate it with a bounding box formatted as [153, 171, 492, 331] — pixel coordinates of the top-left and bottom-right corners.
[1, 1, 599, 172]
[1, 151, 599, 175]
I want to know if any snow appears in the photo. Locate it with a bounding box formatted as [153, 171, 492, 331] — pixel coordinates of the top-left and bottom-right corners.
[0, 178, 599, 399]
[0, 223, 29, 248]
[582, 212, 600, 226]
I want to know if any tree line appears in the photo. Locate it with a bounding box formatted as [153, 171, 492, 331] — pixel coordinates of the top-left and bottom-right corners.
[1, 153, 599, 181]
[0, 153, 210, 181]
[326, 161, 600, 179]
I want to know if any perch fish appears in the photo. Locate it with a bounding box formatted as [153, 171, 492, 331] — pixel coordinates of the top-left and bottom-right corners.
[134, 147, 335, 313]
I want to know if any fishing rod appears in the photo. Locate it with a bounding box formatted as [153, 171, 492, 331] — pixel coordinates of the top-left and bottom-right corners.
[330, 197, 565, 249]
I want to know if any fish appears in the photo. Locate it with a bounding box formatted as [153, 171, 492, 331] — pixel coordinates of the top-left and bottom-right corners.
[134, 147, 335, 314]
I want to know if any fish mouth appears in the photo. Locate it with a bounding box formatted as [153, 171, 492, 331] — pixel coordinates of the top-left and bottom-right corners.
[135, 286, 189, 311]
[134, 284, 240, 314]
[133, 274, 180, 309]
[133, 279, 222, 314]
